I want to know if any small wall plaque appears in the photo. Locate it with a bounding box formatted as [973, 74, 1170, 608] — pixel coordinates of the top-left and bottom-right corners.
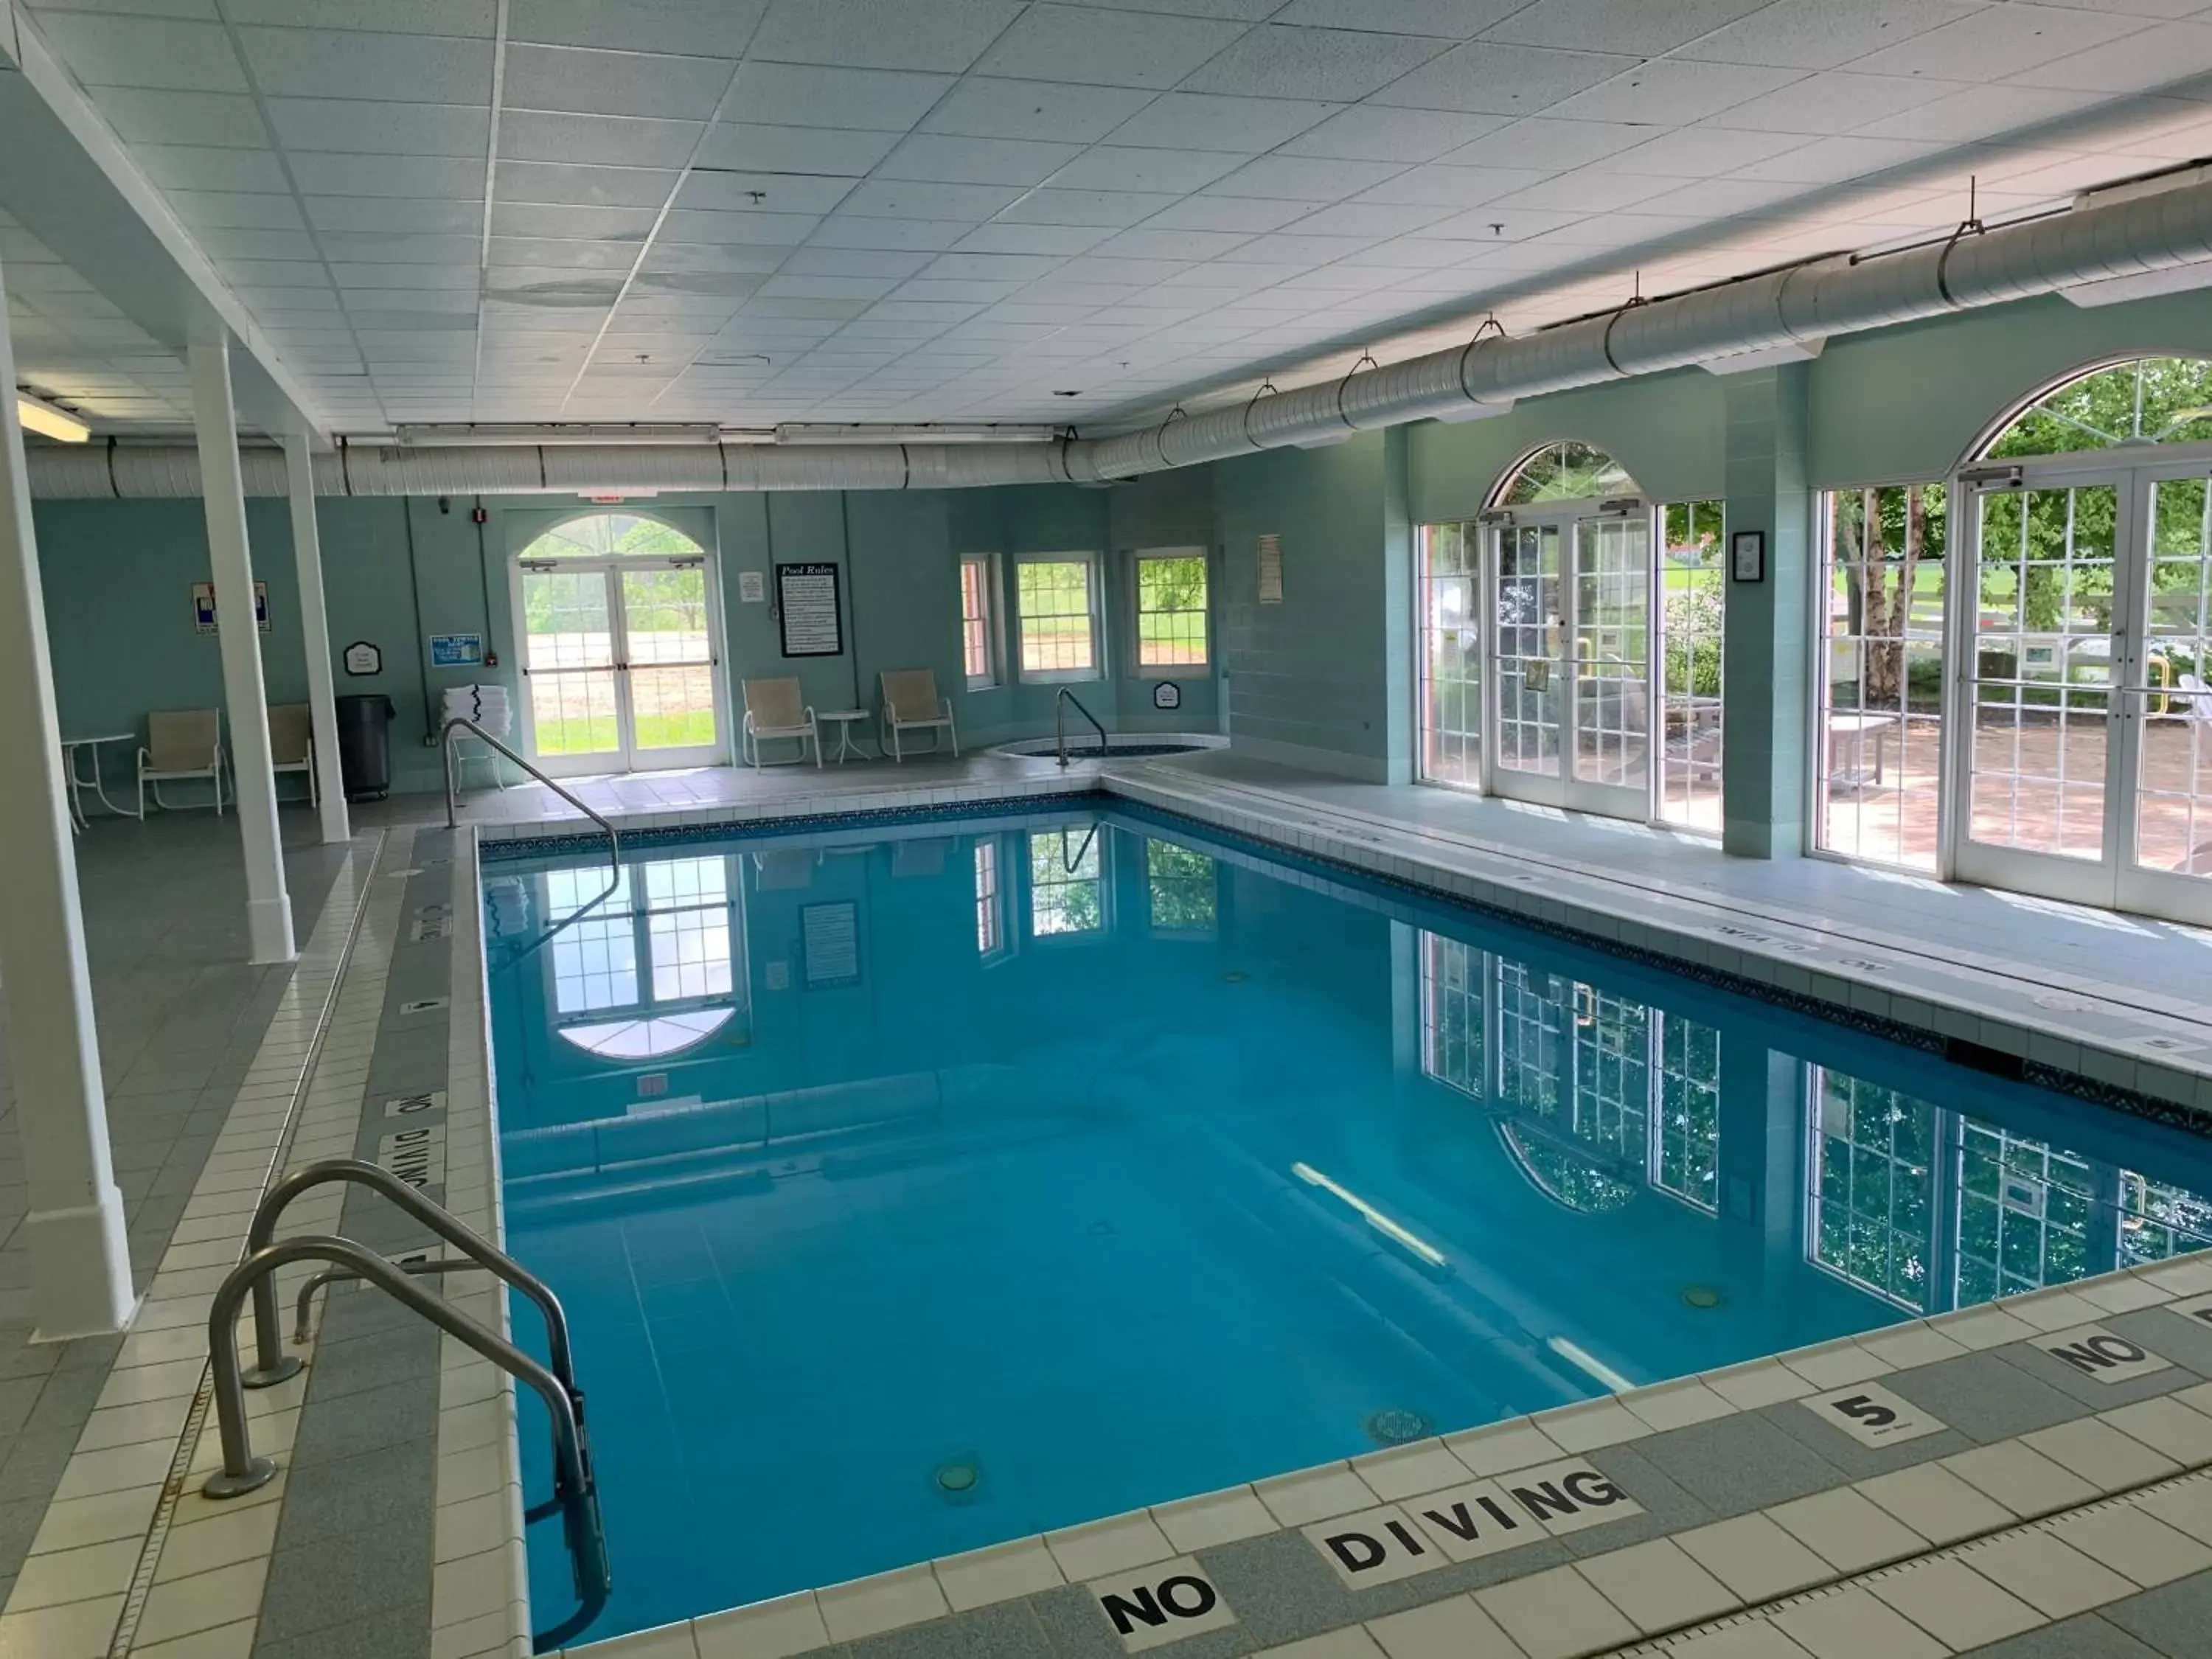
[1153, 681, 1180, 710]
[344, 641, 383, 676]
[1731, 529, 1765, 583]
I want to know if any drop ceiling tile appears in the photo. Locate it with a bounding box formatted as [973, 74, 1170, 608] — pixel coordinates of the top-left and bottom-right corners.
[1708, 70, 1952, 134]
[1037, 146, 1245, 194]
[291, 153, 484, 198]
[750, 0, 1023, 72]
[1607, 125, 1813, 178]
[218, 258, 330, 288]
[87, 86, 266, 147]
[1486, 165, 1694, 213]
[236, 27, 492, 102]
[2014, 18, 2212, 88]
[1187, 24, 1457, 100]
[658, 208, 820, 245]
[807, 215, 975, 251]
[218, 0, 495, 28]
[950, 223, 1113, 255]
[913, 251, 1061, 283]
[1266, 0, 1523, 31]
[504, 43, 732, 119]
[1682, 0, 1986, 69]
[1356, 162, 1546, 206]
[314, 230, 482, 262]
[1279, 104, 1509, 161]
[922, 77, 1155, 142]
[345, 287, 479, 313]
[491, 159, 675, 210]
[489, 201, 659, 240]
[501, 111, 703, 169]
[1489, 0, 1772, 51]
[1353, 234, 1483, 266]
[720, 61, 953, 132]
[877, 133, 1085, 187]
[1087, 226, 1253, 259]
[1216, 230, 1376, 262]
[1439, 116, 1655, 172]
[1204, 153, 1408, 200]
[1139, 194, 1312, 232]
[233, 286, 339, 311]
[1865, 4, 2157, 80]
[1103, 92, 1342, 151]
[307, 200, 483, 235]
[695, 122, 900, 175]
[132, 142, 288, 194]
[1284, 200, 1455, 237]
[1857, 83, 2107, 142]
[35, 13, 245, 91]
[262, 97, 488, 158]
[973, 4, 1245, 88]
[1370, 41, 1635, 112]
[507, 0, 768, 55]
[838, 179, 1025, 219]
[167, 189, 307, 230]
[1635, 175, 1820, 218]
[672, 173, 851, 217]
[1550, 56, 1806, 125]
[995, 187, 1183, 226]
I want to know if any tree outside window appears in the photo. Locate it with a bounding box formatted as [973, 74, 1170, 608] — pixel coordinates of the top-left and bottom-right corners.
[1136, 552, 1208, 669]
[1145, 841, 1217, 932]
[1018, 557, 1098, 678]
[1029, 828, 1102, 935]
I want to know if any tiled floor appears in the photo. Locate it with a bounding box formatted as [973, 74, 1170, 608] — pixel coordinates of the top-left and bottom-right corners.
[11, 751, 2212, 1659]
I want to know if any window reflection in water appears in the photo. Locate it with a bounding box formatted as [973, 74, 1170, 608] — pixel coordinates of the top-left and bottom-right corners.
[1147, 840, 1217, 933]
[1028, 827, 1103, 936]
[543, 855, 744, 1060]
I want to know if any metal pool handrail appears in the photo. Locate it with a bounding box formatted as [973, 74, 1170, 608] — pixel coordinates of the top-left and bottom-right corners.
[442, 714, 622, 873]
[237, 1158, 579, 1399]
[1054, 686, 1108, 768]
[201, 1234, 612, 1618]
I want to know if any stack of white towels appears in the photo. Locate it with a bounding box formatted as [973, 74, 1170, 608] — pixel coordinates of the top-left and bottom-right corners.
[442, 683, 512, 739]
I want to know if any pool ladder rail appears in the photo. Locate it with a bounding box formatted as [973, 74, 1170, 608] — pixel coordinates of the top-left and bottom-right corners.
[1054, 686, 1109, 768]
[201, 1158, 611, 1647]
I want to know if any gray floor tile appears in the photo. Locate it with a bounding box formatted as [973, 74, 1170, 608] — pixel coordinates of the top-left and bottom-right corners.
[2109, 1305, 2212, 1381]
[1958, 1613, 2165, 1658]
[1028, 1582, 1258, 1659]
[846, 1601, 1059, 1659]
[1758, 1397, 1978, 1479]
[252, 1604, 431, 1659]
[1567, 1442, 1719, 1556]
[1629, 1411, 1848, 1517]
[288, 1377, 437, 1467]
[2096, 1571, 2212, 1659]
[1884, 1351, 2091, 1443]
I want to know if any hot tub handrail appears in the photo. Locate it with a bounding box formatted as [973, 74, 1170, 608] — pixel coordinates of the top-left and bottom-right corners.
[239, 1158, 577, 1403]
[442, 714, 622, 872]
[201, 1233, 611, 1614]
[1054, 686, 1108, 769]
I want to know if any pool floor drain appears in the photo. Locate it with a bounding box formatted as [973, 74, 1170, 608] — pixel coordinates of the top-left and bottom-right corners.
[934, 1458, 981, 1494]
[1364, 1408, 1432, 1446]
[1682, 1284, 1724, 1310]
[1220, 971, 1249, 983]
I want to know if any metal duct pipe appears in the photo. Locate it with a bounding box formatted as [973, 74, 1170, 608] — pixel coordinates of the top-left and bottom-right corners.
[29, 175, 2212, 501]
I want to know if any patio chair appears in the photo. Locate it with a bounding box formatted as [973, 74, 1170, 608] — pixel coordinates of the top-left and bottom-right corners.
[267, 703, 316, 806]
[741, 677, 820, 768]
[139, 709, 225, 815]
[879, 669, 958, 761]
[2174, 673, 2212, 723]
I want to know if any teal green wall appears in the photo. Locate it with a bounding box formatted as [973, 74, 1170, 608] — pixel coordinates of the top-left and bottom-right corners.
[30, 468, 1218, 801]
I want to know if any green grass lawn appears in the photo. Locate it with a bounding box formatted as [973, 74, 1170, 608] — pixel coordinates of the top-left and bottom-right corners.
[535, 709, 717, 757]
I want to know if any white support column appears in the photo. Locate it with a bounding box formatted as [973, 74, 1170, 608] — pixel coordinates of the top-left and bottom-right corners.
[0, 254, 136, 1338]
[283, 431, 349, 844]
[190, 338, 296, 964]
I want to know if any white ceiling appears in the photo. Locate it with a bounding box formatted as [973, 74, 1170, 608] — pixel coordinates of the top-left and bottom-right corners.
[13, 0, 2212, 435]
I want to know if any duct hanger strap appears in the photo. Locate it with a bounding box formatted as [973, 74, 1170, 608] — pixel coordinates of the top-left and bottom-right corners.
[1242, 379, 1279, 450]
[1335, 352, 1379, 427]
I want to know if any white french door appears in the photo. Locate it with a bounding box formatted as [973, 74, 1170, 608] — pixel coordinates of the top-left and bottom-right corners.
[1485, 504, 1654, 819]
[515, 553, 728, 776]
[1952, 452, 2212, 925]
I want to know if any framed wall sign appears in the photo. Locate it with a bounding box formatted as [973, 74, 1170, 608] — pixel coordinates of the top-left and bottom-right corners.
[1731, 529, 1766, 583]
[344, 641, 383, 676]
[428, 633, 483, 667]
[801, 901, 861, 988]
[1153, 681, 1180, 710]
[776, 562, 844, 657]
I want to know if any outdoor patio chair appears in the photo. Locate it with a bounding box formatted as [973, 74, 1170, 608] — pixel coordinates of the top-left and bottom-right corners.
[879, 669, 957, 761]
[139, 709, 225, 815]
[741, 678, 820, 768]
[267, 703, 316, 805]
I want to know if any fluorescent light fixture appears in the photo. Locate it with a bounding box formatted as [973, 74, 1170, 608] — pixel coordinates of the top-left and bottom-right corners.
[1546, 1336, 1633, 1394]
[775, 422, 1062, 445]
[1291, 1161, 1449, 1270]
[17, 391, 88, 443]
[2061, 260, 2212, 309]
[1698, 338, 1824, 375]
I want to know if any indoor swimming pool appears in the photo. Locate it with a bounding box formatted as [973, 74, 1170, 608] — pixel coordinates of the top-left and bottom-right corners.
[479, 804, 2212, 1645]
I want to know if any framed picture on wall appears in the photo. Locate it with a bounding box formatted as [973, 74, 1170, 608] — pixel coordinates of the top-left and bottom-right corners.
[1731, 529, 1765, 583]
[776, 562, 843, 657]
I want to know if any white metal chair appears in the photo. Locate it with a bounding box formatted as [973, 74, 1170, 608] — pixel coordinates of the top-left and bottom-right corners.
[879, 668, 958, 761]
[267, 703, 316, 806]
[741, 677, 820, 768]
[139, 709, 226, 815]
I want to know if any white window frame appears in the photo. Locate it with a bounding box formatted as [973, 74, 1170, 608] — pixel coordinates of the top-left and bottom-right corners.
[1015, 552, 1105, 684]
[959, 552, 1002, 691]
[1130, 546, 1211, 677]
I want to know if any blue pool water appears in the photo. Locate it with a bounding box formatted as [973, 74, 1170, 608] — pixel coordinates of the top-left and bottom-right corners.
[481, 803, 2212, 1646]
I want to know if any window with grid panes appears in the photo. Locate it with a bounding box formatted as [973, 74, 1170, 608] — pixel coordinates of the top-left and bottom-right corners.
[1017, 557, 1098, 678]
[960, 554, 997, 688]
[1135, 550, 1208, 669]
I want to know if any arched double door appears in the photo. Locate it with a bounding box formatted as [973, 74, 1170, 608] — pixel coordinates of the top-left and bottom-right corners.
[1419, 442, 1722, 827]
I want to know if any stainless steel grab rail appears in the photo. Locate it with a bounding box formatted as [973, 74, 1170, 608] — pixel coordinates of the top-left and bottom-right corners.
[201, 1235, 611, 1622]
[237, 1158, 579, 1399]
[442, 714, 622, 873]
[1054, 686, 1109, 769]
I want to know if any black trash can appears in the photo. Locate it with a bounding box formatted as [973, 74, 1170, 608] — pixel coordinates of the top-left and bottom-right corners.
[333, 694, 396, 801]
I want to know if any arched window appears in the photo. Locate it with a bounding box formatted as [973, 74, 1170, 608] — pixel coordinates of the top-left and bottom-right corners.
[521, 512, 706, 560]
[1980, 356, 2212, 461]
[1495, 440, 1638, 507]
[1497, 1125, 1640, 1215]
